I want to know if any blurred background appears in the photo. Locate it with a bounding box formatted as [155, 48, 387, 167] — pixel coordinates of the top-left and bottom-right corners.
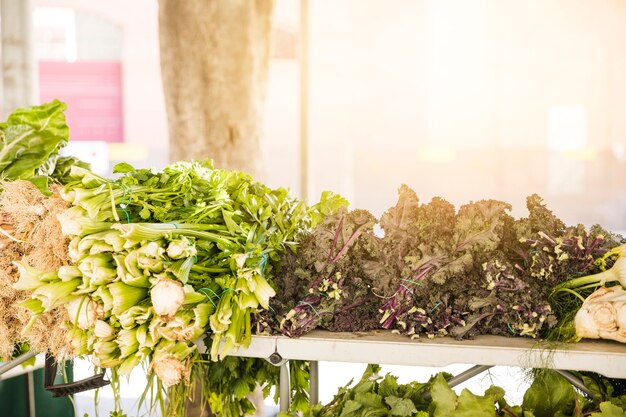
[2, 0, 625, 228]
[1, 0, 626, 415]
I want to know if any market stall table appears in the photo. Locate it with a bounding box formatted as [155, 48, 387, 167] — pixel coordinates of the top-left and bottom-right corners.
[204, 330, 626, 411]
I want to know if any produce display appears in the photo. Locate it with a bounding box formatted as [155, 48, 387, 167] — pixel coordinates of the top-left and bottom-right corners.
[264, 186, 625, 344]
[1, 101, 625, 416]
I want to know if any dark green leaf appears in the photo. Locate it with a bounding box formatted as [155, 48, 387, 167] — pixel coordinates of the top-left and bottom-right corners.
[522, 371, 576, 417]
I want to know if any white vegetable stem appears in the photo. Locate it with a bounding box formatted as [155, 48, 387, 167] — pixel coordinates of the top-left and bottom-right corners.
[575, 286, 626, 343]
[557, 244, 626, 293]
[151, 354, 186, 387]
[151, 277, 185, 316]
[66, 296, 98, 330]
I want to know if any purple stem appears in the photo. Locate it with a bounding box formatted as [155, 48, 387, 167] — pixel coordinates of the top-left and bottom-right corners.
[328, 216, 344, 262]
[336, 298, 366, 315]
[330, 223, 370, 264]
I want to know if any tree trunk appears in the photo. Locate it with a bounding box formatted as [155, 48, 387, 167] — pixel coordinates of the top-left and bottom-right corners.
[158, 2, 276, 416]
[158, 0, 275, 178]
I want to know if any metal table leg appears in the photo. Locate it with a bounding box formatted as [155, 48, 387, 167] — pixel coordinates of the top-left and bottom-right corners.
[309, 361, 319, 404]
[422, 365, 493, 401]
[280, 362, 291, 412]
[0, 351, 37, 376]
[447, 365, 493, 388]
[27, 371, 36, 417]
[554, 370, 593, 397]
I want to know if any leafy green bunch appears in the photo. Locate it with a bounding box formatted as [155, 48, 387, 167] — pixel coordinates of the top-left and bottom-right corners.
[166, 357, 310, 417]
[13, 159, 345, 416]
[55, 160, 345, 361]
[280, 365, 626, 417]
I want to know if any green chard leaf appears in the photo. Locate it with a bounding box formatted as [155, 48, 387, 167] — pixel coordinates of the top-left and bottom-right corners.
[522, 371, 576, 417]
[386, 396, 418, 416]
[429, 374, 458, 417]
[0, 99, 69, 180]
[590, 402, 626, 417]
[379, 373, 400, 398]
[455, 389, 497, 417]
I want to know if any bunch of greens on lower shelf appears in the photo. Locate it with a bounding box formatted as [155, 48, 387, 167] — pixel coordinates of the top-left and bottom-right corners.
[166, 357, 310, 417]
[280, 364, 626, 417]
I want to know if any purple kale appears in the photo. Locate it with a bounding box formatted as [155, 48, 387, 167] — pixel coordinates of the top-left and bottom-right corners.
[271, 208, 386, 336]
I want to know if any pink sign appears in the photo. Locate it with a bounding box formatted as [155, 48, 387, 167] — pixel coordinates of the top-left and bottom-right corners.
[39, 61, 124, 142]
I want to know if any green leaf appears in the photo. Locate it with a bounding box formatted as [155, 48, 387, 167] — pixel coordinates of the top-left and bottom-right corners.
[353, 392, 385, 409]
[484, 385, 505, 403]
[49, 155, 90, 184]
[522, 371, 576, 417]
[339, 400, 362, 416]
[430, 374, 457, 417]
[0, 100, 69, 180]
[455, 389, 497, 417]
[113, 162, 137, 174]
[232, 378, 252, 399]
[27, 175, 52, 195]
[590, 402, 626, 417]
[386, 396, 417, 416]
[379, 374, 400, 398]
[310, 191, 349, 227]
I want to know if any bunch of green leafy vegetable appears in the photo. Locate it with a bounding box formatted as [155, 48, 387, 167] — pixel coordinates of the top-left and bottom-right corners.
[166, 357, 310, 417]
[54, 161, 345, 358]
[279, 364, 626, 417]
[17, 159, 344, 416]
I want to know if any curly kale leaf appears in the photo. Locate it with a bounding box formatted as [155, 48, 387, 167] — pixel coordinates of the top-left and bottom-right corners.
[274, 209, 384, 335]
